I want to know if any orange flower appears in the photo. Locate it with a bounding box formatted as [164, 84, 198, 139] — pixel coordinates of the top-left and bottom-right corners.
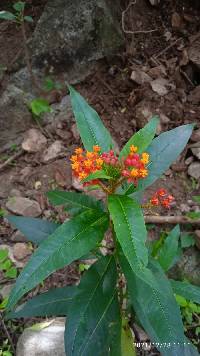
[75, 148, 83, 155]
[93, 145, 101, 153]
[130, 145, 138, 153]
[141, 153, 149, 165]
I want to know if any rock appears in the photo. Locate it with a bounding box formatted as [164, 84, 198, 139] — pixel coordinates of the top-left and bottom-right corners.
[191, 129, 200, 142]
[185, 156, 194, 165]
[191, 147, 200, 159]
[0, 244, 25, 268]
[171, 12, 182, 29]
[130, 70, 152, 85]
[188, 35, 200, 69]
[0, 84, 33, 149]
[6, 197, 42, 217]
[188, 85, 200, 104]
[10, 189, 22, 197]
[71, 123, 80, 140]
[0, 284, 14, 300]
[42, 141, 64, 162]
[13, 243, 32, 261]
[10, 230, 26, 243]
[16, 318, 65, 356]
[22, 129, 47, 153]
[180, 203, 190, 213]
[188, 162, 200, 179]
[168, 247, 200, 286]
[147, 65, 167, 79]
[30, 0, 123, 78]
[150, 78, 173, 96]
[18, 166, 33, 183]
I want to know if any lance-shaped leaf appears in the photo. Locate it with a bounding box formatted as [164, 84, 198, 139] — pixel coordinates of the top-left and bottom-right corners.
[119, 117, 159, 159]
[7, 286, 77, 319]
[0, 11, 16, 20]
[6, 210, 109, 311]
[119, 254, 198, 356]
[137, 124, 194, 191]
[108, 195, 161, 292]
[69, 86, 114, 152]
[170, 280, 200, 305]
[158, 225, 180, 271]
[121, 323, 136, 356]
[47, 190, 104, 215]
[7, 215, 59, 245]
[65, 256, 121, 356]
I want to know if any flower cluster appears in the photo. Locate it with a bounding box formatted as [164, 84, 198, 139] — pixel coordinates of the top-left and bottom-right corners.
[150, 189, 174, 208]
[122, 145, 149, 183]
[70, 146, 103, 184]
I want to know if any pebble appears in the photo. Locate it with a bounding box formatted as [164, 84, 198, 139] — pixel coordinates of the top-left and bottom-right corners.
[185, 156, 194, 165]
[191, 129, 200, 142]
[10, 189, 22, 197]
[22, 129, 47, 153]
[10, 230, 26, 243]
[13, 243, 32, 261]
[150, 78, 171, 96]
[6, 197, 42, 217]
[130, 70, 152, 85]
[42, 141, 64, 163]
[188, 162, 200, 179]
[0, 283, 14, 300]
[191, 147, 200, 160]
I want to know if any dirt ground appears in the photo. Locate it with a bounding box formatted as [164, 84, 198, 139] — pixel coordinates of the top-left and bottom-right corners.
[0, 0, 200, 354]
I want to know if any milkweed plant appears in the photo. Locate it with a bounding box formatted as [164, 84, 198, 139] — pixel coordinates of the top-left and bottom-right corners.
[5, 87, 200, 356]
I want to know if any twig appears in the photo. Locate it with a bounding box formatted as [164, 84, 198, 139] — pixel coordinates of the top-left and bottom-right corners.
[0, 313, 15, 354]
[180, 68, 195, 87]
[144, 215, 200, 225]
[0, 149, 24, 171]
[154, 38, 182, 59]
[122, 0, 158, 35]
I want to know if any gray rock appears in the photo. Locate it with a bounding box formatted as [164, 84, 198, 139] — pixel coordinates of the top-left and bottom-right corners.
[10, 230, 26, 243]
[168, 247, 200, 286]
[188, 162, 200, 179]
[30, 0, 123, 78]
[42, 141, 64, 162]
[13, 243, 32, 261]
[150, 78, 174, 96]
[191, 147, 200, 160]
[6, 197, 42, 217]
[0, 84, 33, 149]
[16, 319, 65, 356]
[0, 284, 14, 300]
[22, 129, 47, 153]
[185, 156, 194, 166]
[130, 70, 152, 85]
[10, 189, 23, 197]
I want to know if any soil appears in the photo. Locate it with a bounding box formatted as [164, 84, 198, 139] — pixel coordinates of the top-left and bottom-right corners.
[0, 0, 200, 354]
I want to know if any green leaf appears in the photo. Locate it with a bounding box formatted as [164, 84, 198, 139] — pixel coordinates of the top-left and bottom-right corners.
[0, 11, 16, 21]
[69, 86, 114, 152]
[137, 124, 194, 191]
[1, 259, 12, 271]
[119, 117, 159, 158]
[13, 2, 25, 12]
[186, 211, 200, 219]
[7, 215, 59, 245]
[193, 196, 200, 204]
[7, 210, 108, 311]
[5, 267, 17, 279]
[158, 225, 180, 271]
[0, 249, 9, 262]
[181, 234, 195, 248]
[24, 15, 33, 22]
[108, 195, 161, 292]
[7, 286, 77, 319]
[121, 323, 136, 356]
[119, 254, 198, 355]
[30, 98, 51, 116]
[65, 255, 121, 356]
[47, 191, 104, 216]
[170, 280, 200, 305]
[82, 170, 112, 183]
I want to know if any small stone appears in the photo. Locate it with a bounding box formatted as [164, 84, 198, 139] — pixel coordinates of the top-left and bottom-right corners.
[191, 129, 200, 142]
[191, 147, 200, 159]
[188, 86, 200, 104]
[171, 12, 182, 28]
[0, 284, 14, 300]
[159, 113, 170, 124]
[180, 203, 190, 213]
[188, 162, 200, 179]
[150, 78, 173, 96]
[10, 230, 26, 242]
[42, 141, 64, 163]
[0, 244, 24, 268]
[22, 129, 47, 153]
[10, 189, 22, 197]
[185, 156, 194, 165]
[13, 243, 32, 261]
[147, 65, 167, 79]
[16, 318, 65, 356]
[71, 123, 80, 140]
[35, 181, 42, 190]
[130, 70, 152, 85]
[6, 197, 42, 217]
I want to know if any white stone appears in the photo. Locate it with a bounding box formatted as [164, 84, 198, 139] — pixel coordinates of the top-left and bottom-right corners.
[150, 78, 173, 96]
[42, 141, 64, 163]
[22, 129, 47, 153]
[191, 147, 200, 160]
[130, 70, 152, 85]
[188, 162, 200, 180]
[16, 319, 65, 356]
